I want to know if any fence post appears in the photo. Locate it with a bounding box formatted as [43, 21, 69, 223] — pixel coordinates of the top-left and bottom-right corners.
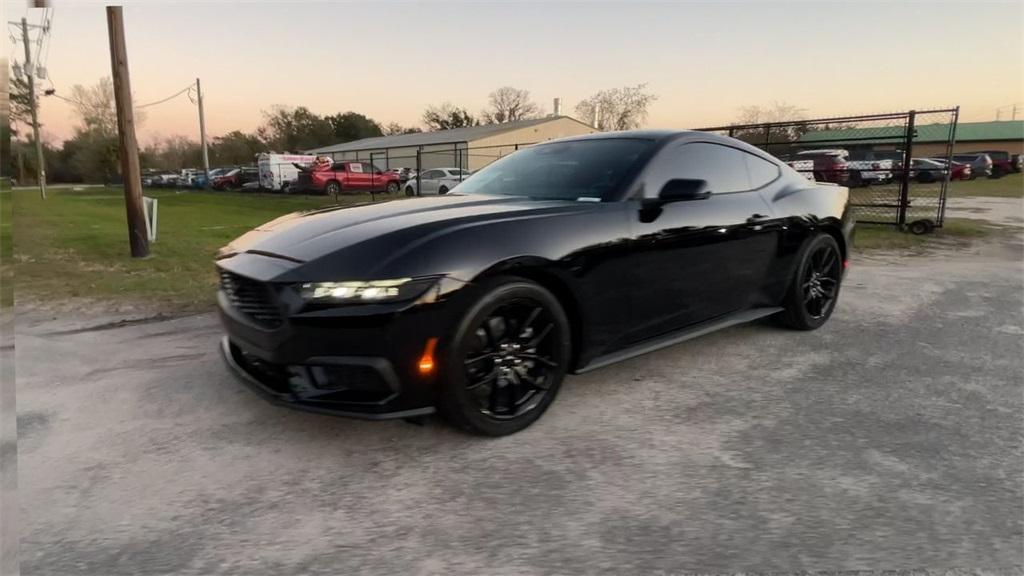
[897, 110, 916, 228]
[415, 147, 422, 197]
[936, 107, 959, 227]
[369, 152, 377, 202]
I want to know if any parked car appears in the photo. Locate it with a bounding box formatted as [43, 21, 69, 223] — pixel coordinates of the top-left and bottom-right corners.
[908, 158, 949, 183]
[213, 167, 260, 190]
[387, 167, 415, 182]
[952, 153, 993, 179]
[1012, 154, 1023, 173]
[846, 150, 898, 185]
[403, 167, 472, 196]
[965, 150, 1013, 178]
[216, 131, 854, 435]
[927, 158, 972, 181]
[295, 160, 402, 195]
[795, 148, 892, 186]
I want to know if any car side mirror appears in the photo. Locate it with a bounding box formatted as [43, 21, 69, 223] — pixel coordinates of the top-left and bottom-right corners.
[659, 178, 710, 202]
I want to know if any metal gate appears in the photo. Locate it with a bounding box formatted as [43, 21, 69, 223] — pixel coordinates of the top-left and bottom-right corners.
[698, 108, 960, 229]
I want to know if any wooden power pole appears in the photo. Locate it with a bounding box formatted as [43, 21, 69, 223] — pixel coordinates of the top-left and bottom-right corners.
[196, 77, 211, 187]
[21, 17, 46, 199]
[106, 6, 149, 258]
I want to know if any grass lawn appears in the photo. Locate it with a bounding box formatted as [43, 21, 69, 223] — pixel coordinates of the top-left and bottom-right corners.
[948, 173, 1023, 198]
[852, 218, 998, 251]
[12, 186, 387, 313]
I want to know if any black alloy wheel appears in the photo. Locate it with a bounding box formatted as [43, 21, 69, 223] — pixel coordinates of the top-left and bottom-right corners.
[777, 234, 843, 330]
[440, 278, 570, 435]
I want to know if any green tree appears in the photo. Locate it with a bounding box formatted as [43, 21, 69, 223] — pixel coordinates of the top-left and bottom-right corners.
[257, 106, 334, 152]
[211, 130, 265, 166]
[325, 112, 383, 143]
[422, 103, 477, 131]
[9, 76, 33, 138]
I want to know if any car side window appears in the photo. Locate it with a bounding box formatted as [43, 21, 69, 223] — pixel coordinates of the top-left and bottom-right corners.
[743, 152, 780, 188]
[643, 142, 750, 197]
[423, 170, 442, 179]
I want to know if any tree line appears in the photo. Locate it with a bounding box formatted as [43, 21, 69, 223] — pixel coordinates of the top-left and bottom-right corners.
[10, 80, 658, 184]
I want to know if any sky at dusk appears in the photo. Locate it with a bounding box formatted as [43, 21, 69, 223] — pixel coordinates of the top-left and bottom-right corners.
[9, 1, 1024, 146]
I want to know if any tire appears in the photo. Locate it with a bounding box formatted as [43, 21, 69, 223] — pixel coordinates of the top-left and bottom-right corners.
[438, 277, 571, 436]
[324, 181, 341, 196]
[990, 166, 1005, 179]
[405, 186, 415, 197]
[386, 181, 400, 194]
[908, 220, 934, 235]
[776, 234, 843, 331]
[916, 171, 935, 183]
[438, 186, 450, 195]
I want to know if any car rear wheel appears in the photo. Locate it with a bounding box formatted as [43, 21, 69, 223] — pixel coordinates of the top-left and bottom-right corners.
[439, 278, 570, 436]
[776, 234, 843, 331]
[438, 186, 450, 195]
[386, 181, 399, 194]
[324, 181, 341, 196]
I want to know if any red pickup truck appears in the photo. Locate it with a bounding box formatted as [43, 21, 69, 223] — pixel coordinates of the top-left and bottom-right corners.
[296, 160, 401, 195]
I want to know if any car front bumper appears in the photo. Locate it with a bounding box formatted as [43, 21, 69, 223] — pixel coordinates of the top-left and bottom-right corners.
[220, 336, 436, 420]
[217, 265, 470, 420]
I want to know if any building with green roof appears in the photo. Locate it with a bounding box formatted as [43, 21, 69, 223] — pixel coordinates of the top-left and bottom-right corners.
[797, 120, 1024, 157]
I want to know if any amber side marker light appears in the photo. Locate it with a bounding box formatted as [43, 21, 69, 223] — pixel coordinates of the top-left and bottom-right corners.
[418, 338, 438, 375]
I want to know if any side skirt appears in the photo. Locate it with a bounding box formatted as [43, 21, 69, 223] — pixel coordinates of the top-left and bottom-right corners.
[572, 307, 783, 375]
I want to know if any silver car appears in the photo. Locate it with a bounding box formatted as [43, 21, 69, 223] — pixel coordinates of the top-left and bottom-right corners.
[403, 167, 472, 196]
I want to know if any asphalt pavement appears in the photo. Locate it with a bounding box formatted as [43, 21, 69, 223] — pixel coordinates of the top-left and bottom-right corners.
[13, 199, 1024, 575]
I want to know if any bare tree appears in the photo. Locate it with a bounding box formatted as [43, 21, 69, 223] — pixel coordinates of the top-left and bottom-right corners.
[383, 122, 423, 135]
[422, 103, 477, 131]
[736, 102, 807, 125]
[574, 83, 657, 131]
[66, 77, 146, 136]
[481, 86, 541, 124]
[732, 102, 809, 144]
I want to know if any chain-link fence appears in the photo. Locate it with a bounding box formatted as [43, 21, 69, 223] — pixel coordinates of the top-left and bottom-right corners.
[699, 108, 960, 229]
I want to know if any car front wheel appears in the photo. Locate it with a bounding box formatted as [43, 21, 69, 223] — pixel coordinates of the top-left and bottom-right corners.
[777, 233, 843, 331]
[439, 278, 570, 436]
[324, 181, 341, 196]
[386, 181, 400, 194]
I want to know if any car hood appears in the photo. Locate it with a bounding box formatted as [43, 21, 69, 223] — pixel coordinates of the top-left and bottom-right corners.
[220, 193, 598, 271]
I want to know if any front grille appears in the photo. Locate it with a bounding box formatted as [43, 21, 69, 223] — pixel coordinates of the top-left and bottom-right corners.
[219, 270, 284, 328]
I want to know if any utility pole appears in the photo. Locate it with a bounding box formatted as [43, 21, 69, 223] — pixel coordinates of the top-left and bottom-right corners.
[1013, 104, 1019, 121]
[106, 6, 149, 258]
[21, 17, 46, 199]
[196, 77, 210, 187]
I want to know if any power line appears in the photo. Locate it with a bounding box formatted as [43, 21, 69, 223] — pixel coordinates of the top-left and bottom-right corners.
[136, 81, 195, 109]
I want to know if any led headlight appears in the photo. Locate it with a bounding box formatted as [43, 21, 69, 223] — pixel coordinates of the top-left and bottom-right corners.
[298, 277, 437, 303]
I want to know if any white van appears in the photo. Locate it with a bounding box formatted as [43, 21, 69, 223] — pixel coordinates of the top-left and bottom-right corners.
[257, 153, 316, 191]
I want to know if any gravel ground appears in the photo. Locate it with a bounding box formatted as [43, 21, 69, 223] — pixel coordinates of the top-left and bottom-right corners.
[13, 199, 1024, 575]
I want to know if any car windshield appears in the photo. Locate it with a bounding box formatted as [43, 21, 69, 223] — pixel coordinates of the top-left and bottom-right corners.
[454, 138, 654, 201]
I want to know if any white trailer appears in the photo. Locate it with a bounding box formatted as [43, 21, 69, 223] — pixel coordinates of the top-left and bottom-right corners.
[257, 153, 316, 191]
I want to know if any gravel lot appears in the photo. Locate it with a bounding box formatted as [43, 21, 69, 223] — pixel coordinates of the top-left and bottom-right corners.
[14, 199, 1024, 575]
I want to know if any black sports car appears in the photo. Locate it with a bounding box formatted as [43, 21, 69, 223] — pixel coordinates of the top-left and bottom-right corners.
[217, 131, 854, 435]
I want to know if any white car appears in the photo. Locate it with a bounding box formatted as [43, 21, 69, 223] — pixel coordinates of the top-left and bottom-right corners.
[403, 167, 472, 196]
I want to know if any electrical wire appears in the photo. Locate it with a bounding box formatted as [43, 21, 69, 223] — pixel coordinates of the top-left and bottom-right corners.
[136, 82, 196, 109]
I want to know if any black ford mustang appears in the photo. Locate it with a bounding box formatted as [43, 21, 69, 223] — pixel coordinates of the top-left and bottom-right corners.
[217, 131, 854, 435]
